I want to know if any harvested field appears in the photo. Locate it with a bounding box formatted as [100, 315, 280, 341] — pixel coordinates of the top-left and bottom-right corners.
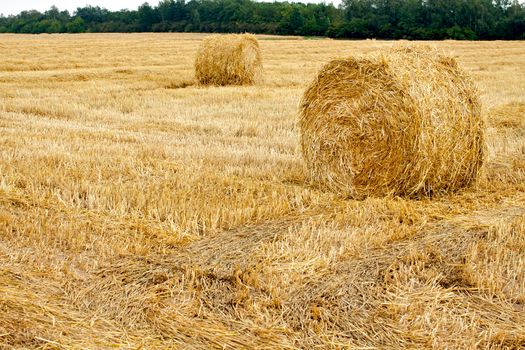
[0, 33, 524, 349]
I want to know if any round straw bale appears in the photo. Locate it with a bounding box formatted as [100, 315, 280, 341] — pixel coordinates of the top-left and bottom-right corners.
[299, 45, 485, 198]
[195, 34, 262, 86]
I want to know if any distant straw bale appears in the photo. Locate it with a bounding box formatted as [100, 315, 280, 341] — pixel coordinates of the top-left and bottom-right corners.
[195, 34, 263, 86]
[299, 45, 485, 198]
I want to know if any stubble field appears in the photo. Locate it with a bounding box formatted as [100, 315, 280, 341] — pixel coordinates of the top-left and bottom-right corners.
[0, 33, 524, 349]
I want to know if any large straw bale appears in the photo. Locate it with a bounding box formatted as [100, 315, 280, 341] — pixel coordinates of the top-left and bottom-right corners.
[195, 34, 262, 86]
[299, 45, 485, 198]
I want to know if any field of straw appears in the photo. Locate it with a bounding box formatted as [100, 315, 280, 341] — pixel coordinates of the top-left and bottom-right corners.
[0, 33, 524, 349]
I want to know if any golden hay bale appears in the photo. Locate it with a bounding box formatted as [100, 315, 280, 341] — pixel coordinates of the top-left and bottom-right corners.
[299, 45, 485, 198]
[195, 34, 263, 86]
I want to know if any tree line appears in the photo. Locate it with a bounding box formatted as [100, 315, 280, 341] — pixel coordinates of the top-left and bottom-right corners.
[0, 0, 524, 40]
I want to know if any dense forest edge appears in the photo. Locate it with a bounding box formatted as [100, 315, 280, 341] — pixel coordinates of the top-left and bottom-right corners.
[0, 0, 524, 40]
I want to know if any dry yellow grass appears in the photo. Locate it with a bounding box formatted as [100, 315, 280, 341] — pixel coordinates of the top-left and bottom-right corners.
[0, 33, 524, 349]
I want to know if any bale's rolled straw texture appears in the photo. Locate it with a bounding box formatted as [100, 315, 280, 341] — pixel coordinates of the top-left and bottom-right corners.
[299, 45, 485, 198]
[195, 34, 262, 86]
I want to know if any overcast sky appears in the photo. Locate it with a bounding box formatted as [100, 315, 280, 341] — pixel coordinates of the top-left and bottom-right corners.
[0, 1, 158, 16]
[0, 0, 341, 16]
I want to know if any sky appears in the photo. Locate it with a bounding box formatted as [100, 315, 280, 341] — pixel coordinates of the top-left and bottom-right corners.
[0, 0, 341, 16]
[0, 1, 161, 16]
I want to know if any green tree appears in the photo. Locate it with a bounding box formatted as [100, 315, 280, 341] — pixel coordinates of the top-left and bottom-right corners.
[0, 0, 523, 39]
[280, 6, 305, 35]
[138, 2, 159, 31]
[66, 16, 85, 33]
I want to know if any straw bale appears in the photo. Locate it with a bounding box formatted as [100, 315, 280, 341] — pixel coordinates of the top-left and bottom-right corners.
[195, 34, 262, 86]
[299, 45, 485, 198]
